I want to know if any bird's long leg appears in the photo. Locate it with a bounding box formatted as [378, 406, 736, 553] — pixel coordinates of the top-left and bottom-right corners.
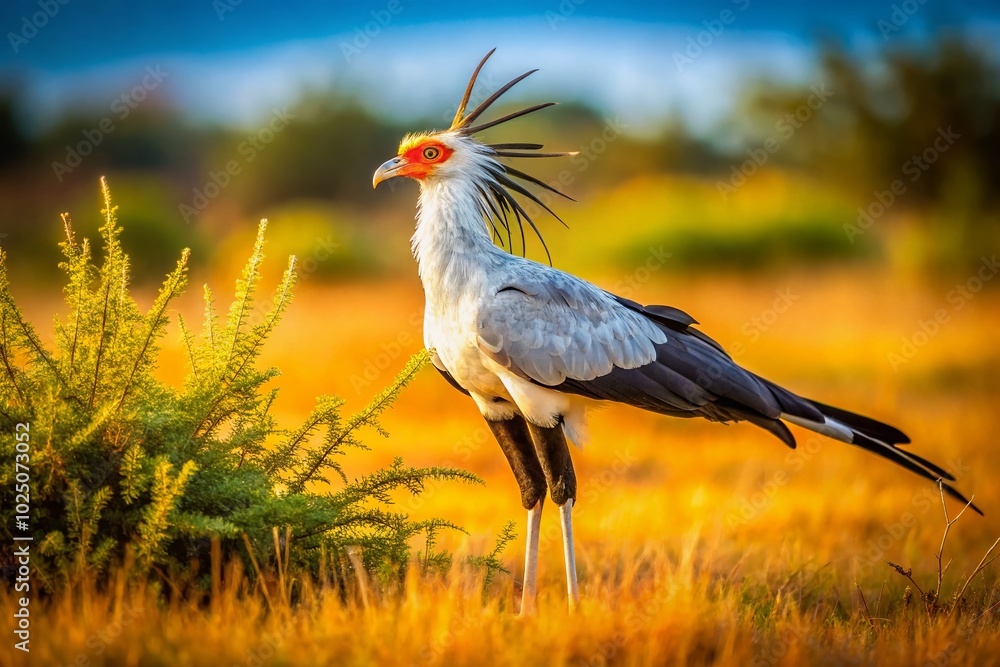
[558, 498, 578, 605]
[522, 498, 543, 615]
[485, 415, 547, 615]
[525, 421, 579, 609]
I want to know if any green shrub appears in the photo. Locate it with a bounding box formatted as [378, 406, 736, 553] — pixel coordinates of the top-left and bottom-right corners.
[0, 179, 479, 592]
[620, 216, 879, 272]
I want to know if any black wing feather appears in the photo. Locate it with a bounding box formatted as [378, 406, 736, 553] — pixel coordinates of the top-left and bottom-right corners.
[547, 296, 978, 513]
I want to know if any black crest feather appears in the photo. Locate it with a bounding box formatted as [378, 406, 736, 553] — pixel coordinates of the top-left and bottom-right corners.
[449, 50, 579, 264]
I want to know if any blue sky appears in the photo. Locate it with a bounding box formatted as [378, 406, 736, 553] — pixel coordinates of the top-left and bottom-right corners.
[2, 1, 998, 135]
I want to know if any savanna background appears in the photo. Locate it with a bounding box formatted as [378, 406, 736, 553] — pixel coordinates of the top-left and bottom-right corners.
[1, 1, 1000, 665]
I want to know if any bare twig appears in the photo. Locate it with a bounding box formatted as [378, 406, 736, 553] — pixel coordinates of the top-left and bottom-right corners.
[935, 481, 974, 598]
[951, 536, 1000, 616]
[884, 481, 999, 623]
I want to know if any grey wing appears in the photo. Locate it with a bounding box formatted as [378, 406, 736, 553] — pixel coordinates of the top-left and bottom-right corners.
[475, 272, 667, 386]
[475, 277, 982, 513]
[554, 295, 814, 442]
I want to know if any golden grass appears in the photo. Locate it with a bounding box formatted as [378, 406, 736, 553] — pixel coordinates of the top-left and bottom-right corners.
[5, 263, 1000, 666]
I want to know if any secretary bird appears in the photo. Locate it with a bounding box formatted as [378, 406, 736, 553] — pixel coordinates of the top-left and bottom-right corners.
[372, 50, 979, 614]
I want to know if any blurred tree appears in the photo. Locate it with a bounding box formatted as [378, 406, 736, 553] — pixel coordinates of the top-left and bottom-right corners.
[38, 105, 207, 186]
[0, 89, 28, 170]
[817, 34, 998, 209]
[734, 33, 999, 268]
[2, 32, 996, 281]
[221, 94, 405, 210]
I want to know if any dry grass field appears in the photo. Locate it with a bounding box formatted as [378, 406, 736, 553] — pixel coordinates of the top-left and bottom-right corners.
[4, 255, 999, 666]
[3, 12, 1000, 664]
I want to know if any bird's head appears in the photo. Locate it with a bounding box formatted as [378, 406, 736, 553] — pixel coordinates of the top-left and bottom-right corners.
[371, 131, 469, 186]
[372, 49, 576, 261]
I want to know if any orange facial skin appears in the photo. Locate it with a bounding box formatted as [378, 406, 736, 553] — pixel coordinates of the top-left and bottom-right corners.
[396, 140, 454, 180]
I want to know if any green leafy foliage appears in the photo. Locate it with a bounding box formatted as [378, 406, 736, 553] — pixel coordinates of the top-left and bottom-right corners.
[0, 179, 480, 591]
[465, 520, 517, 602]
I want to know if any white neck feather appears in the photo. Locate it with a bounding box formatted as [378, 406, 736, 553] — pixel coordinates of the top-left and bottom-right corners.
[411, 175, 499, 291]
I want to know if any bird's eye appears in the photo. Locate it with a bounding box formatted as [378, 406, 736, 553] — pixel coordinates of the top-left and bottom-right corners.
[422, 146, 441, 161]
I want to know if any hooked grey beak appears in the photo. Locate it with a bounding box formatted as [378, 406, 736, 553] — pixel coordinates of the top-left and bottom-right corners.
[373, 156, 406, 188]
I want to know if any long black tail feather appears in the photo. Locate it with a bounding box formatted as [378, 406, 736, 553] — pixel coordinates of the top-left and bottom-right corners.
[850, 432, 981, 515]
[806, 399, 911, 445]
[570, 297, 983, 516]
[805, 402, 981, 515]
